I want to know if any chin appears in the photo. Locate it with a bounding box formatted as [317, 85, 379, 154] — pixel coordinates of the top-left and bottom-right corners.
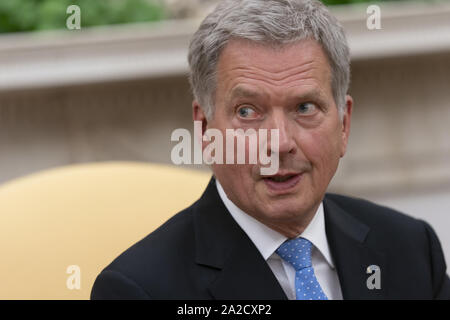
[259, 200, 307, 221]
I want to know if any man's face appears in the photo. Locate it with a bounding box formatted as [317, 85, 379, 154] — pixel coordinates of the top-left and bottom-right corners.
[194, 38, 352, 236]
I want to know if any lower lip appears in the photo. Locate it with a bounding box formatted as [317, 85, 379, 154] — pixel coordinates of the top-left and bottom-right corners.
[263, 174, 302, 193]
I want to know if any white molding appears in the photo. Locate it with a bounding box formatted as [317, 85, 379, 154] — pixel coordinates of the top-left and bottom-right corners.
[1, 2, 450, 91]
[338, 2, 450, 60]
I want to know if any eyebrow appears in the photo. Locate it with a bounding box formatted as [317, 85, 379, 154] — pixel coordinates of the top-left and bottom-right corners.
[228, 86, 262, 102]
[228, 85, 328, 106]
[293, 88, 328, 104]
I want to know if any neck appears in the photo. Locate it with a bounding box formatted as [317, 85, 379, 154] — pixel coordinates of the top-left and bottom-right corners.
[256, 210, 317, 239]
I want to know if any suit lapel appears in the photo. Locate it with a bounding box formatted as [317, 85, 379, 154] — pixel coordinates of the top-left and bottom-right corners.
[193, 177, 287, 300]
[323, 195, 387, 299]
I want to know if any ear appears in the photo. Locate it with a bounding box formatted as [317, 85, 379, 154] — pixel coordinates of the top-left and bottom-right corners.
[340, 94, 353, 158]
[192, 100, 208, 136]
[192, 100, 211, 155]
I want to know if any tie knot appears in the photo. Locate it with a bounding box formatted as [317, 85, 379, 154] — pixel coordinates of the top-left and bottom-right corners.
[276, 237, 312, 271]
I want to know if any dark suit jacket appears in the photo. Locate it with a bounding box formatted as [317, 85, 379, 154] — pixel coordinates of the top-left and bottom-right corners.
[91, 177, 450, 299]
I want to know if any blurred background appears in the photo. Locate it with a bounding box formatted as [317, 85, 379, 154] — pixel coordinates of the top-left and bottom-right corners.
[0, 0, 449, 298]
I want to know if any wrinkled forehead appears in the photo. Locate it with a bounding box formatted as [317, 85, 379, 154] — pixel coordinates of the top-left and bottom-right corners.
[216, 38, 333, 95]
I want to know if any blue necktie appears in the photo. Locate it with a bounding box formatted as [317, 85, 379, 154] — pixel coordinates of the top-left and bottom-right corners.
[276, 237, 328, 300]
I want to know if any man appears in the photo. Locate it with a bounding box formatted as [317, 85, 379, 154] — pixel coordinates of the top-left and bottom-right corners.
[91, 0, 450, 299]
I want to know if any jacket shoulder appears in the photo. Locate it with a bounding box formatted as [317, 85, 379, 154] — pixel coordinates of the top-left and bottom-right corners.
[325, 193, 450, 299]
[325, 192, 423, 233]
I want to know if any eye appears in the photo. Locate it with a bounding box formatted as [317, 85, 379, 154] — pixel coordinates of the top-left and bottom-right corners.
[296, 102, 317, 115]
[237, 106, 258, 119]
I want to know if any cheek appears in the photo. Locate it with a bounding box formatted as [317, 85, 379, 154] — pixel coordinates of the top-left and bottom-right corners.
[301, 126, 342, 172]
[212, 163, 259, 211]
[212, 163, 256, 192]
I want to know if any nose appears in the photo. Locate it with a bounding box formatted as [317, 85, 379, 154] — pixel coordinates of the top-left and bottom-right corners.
[264, 109, 296, 155]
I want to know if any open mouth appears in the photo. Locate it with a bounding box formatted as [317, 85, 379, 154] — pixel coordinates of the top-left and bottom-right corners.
[262, 173, 302, 192]
[266, 175, 296, 182]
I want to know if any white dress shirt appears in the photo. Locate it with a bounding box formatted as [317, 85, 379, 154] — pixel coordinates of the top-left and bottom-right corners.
[216, 180, 343, 300]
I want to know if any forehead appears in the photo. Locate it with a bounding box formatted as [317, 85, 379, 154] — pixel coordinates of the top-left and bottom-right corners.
[216, 38, 332, 95]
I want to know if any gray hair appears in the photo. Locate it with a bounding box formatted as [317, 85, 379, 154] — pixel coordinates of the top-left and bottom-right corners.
[188, 0, 350, 120]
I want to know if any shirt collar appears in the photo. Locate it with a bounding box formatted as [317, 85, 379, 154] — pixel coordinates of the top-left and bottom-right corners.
[216, 180, 335, 269]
